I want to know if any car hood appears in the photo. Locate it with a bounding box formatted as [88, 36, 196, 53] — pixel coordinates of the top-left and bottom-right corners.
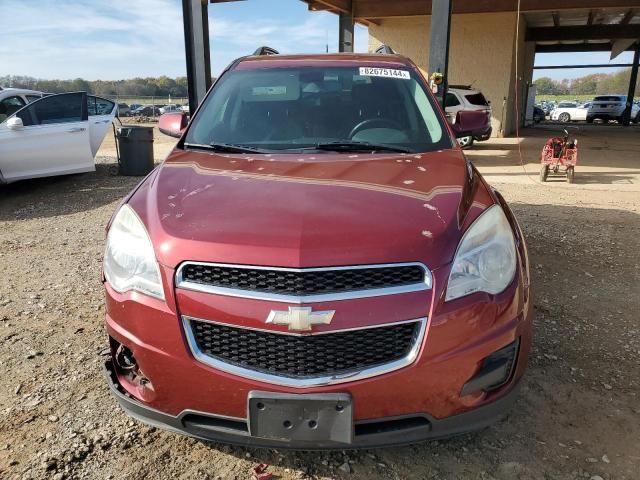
[128, 148, 492, 270]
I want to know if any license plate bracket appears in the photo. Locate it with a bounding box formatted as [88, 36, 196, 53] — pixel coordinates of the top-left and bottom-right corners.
[248, 391, 353, 445]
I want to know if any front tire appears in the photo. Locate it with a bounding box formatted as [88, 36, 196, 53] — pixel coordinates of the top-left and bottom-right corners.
[558, 112, 570, 123]
[566, 167, 575, 183]
[540, 165, 549, 182]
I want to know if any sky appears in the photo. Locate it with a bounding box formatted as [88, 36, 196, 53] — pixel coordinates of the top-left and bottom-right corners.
[0, 0, 633, 81]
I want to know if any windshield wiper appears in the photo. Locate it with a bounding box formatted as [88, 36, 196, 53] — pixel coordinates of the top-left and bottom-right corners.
[184, 142, 267, 154]
[311, 141, 412, 153]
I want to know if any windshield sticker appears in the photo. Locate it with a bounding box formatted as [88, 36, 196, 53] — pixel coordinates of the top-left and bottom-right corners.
[359, 67, 410, 80]
[252, 86, 287, 96]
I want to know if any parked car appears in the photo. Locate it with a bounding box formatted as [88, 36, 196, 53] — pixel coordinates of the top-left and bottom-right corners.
[116, 103, 131, 117]
[550, 101, 589, 122]
[0, 87, 44, 123]
[587, 95, 639, 123]
[129, 103, 142, 111]
[180, 104, 190, 114]
[159, 104, 181, 114]
[131, 105, 160, 116]
[533, 106, 545, 123]
[445, 85, 492, 148]
[538, 101, 555, 116]
[0, 92, 116, 183]
[102, 50, 533, 449]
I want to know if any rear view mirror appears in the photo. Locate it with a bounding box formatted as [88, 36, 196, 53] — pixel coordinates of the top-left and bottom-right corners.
[7, 116, 24, 130]
[158, 112, 188, 138]
[450, 110, 488, 138]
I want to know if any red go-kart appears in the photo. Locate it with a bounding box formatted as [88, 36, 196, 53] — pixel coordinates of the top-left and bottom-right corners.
[540, 129, 578, 183]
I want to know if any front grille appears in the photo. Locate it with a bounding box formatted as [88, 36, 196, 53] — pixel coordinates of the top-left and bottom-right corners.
[188, 319, 421, 379]
[178, 263, 426, 297]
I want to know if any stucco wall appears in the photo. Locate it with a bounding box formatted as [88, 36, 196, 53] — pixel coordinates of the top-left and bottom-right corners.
[368, 13, 533, 137]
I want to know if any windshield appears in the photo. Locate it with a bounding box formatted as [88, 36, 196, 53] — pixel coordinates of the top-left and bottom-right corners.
[185, 66, 451, 153]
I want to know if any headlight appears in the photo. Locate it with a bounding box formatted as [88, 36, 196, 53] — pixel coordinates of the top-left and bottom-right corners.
[445, 205, 516, 301]
[103, 205, 164, 300]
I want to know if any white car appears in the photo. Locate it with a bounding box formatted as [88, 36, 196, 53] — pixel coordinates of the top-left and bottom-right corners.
[445, 85, 492, 148]
[550, 102, 590, 122]
[0, 92, 116, 183]
[159, 104, 181, 114]
[0, 87, 44, 123]
[587, 95, 640, 123]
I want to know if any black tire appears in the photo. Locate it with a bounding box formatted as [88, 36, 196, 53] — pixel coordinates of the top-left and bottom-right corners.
[540, 165, 549, 182]
[558, 112, 570, 123]
[586, 116, 594, 124]
[566, 167, 575, 184]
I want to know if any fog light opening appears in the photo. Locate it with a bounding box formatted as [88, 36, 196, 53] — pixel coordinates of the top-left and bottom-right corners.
[115, 344, 138, 372]
[461, 338, 520, 397]
[109, 337, 153, 395]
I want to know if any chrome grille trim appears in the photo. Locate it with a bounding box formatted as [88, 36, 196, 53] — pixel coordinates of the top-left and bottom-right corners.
[182, 316, 428, 388]
[175, 262, 432, 304]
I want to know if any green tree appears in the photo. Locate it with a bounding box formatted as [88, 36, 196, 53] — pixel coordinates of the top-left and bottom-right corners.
[534, 77, 557, 95]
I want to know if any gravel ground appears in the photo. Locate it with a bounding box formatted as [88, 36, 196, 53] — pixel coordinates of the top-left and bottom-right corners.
[0, 130, 639, 480]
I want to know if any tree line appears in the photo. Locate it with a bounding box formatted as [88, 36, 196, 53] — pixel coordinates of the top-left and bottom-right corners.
[0, 75, 192, 98]
[534, 68, 639, 96]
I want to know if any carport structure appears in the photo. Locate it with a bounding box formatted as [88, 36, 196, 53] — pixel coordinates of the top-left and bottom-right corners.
[183, 0, 640, 135]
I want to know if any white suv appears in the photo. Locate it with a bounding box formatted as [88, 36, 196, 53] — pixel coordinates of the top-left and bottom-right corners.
[587, 95, 639, 123]
[445, 85, 492, 147]
[0, 88, 44, 123]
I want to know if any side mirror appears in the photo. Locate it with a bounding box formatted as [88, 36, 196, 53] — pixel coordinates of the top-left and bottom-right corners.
[158, 112, 188, 138]
[7, 116, 24, 130]
[450, 110, 489, 138]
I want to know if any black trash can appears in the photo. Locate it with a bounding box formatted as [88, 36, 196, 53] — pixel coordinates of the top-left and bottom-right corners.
[116, 125, 154, 176]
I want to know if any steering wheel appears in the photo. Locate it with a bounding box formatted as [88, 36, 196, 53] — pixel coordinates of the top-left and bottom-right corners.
[348, 118, 403, 139]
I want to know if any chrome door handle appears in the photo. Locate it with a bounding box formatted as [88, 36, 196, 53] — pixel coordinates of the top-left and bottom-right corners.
[67, 127, 86, 133]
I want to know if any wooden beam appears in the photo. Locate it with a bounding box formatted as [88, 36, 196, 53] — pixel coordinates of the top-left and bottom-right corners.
[341, 0, 640, 18]
[535, 42, 622, 53]
[620, 9, 636, 24]
[305, 0, 351, 13]
[534, 63, 633, 69]
[552, 11, 560, 27]
[527, 24, 640, 41]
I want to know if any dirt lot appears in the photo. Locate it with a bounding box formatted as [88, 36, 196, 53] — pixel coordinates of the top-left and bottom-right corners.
[0, 125, 639, 480]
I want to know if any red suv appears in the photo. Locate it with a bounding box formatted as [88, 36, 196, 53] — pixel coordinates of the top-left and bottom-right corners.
[102, 51, 532, 448]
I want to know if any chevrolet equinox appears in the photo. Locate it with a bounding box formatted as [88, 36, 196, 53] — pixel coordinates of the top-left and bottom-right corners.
[102, 51, 533, 448]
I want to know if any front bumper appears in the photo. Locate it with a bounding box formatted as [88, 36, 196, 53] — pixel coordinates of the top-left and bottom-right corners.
[104, 359, 522, 449]
[473, 126, 492, 142]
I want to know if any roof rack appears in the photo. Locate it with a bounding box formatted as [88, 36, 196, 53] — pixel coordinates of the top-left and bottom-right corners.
[448, 84, 473, 90]
[253, 46, 279, 56]
[375, 44, 395, 54]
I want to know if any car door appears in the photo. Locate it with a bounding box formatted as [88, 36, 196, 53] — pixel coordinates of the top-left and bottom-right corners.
[87, 95, 117, 156]
[0, 92, 93, 182]
[574, 104, 588, 121]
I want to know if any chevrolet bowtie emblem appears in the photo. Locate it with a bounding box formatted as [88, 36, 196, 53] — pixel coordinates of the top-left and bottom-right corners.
[266, 307, 335, 332]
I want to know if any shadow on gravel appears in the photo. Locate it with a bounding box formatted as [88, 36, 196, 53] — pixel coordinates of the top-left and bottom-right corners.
[0, 159, 147, 221]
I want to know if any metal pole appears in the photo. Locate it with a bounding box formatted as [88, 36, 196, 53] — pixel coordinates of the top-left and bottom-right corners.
[428, 0, 453, 109]
[339, 3, 354, 53]
[622, 43, 639, 126]
[182, 0, 212, 115]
